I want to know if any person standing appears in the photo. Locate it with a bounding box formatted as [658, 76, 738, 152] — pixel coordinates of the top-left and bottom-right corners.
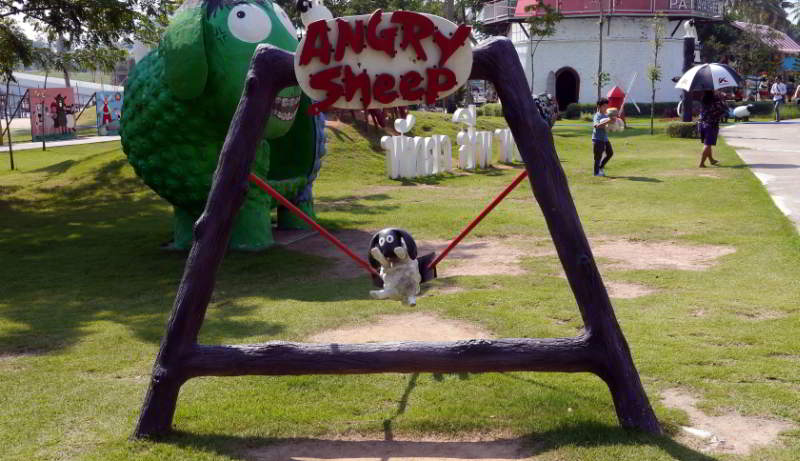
[771, 76, 787, 122]
[592, 98, 616, 177]
[697, 91, 727, 168]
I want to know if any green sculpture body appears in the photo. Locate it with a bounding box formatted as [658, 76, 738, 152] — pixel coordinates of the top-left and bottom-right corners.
[121, 0, 325, 250]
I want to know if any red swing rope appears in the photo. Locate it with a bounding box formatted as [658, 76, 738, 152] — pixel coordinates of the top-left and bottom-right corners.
[248, 173, 380, 277]
[427, 169, 529, 270]
[250, 168, 528, 279]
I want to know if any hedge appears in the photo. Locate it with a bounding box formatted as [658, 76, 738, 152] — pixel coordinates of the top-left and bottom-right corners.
[565, 102, 680, 118]
[666, 122, 699, 139]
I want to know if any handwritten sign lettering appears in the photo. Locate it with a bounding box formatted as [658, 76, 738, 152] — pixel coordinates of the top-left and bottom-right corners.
[295, 10, 473, 114]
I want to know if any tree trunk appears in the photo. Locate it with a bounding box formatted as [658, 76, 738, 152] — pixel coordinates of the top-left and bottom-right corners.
[529, 30, 535, 94]
[597, 13, 604, 99]
[4, 79, 14, 170]
[42, 71, 48, 151]
[651, 88, 656, 135]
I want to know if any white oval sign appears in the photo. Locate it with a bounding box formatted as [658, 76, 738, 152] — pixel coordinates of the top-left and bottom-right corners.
[294, 10, 473, 114]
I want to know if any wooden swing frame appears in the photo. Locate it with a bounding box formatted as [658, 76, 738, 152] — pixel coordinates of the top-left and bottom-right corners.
[133, 39, 661, 438]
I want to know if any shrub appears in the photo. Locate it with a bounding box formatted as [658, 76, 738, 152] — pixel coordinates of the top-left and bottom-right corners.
[483, 103, 503, 116]
[666, 122, 699, 138]
[565, 103, 582, 119]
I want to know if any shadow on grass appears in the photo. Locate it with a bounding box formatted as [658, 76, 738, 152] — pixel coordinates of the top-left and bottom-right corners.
[606, 175, 663, 183]
[315, 193, 395, 216]
[325, 125, 354, 142]
[0, 152, 352, 354]
[161, 421, 716, 461]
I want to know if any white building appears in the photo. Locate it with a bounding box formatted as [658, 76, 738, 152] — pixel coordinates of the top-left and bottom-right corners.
[479, 0, 724, 109]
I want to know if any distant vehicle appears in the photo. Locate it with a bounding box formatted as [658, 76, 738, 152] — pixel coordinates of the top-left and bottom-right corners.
[472, 92, 488, 105]
[534, 93, 558, 127]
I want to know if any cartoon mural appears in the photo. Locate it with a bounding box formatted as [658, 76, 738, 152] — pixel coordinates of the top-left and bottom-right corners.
[30, 88, 77, 141]
[96, 91, 124, 135]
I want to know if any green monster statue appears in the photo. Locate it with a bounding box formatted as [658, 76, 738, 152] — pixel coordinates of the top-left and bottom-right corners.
[121, 0, 325, 250]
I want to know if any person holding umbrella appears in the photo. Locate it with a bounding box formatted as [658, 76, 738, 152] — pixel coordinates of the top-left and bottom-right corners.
[675, 63, 743, 167]
[697, 91, 728, 167]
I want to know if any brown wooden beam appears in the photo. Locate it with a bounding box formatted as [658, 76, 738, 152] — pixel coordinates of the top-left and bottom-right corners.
[183, 336, 602, 377]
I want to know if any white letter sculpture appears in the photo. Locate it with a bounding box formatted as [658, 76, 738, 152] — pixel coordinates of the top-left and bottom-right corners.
[493, 128, 520, 163]
[453, 104, 493, 169]
[381, 114, 452, 179]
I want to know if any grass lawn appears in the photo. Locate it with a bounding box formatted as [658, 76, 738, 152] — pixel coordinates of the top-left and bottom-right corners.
[1, 112, 799, 460]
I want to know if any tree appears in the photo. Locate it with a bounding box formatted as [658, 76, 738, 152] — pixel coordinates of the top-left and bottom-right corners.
[596, 0, 610, 99]
[0, 18, 32, 168]
[0, 1, 175, 88]
[648, 17, 665, 135]
[524, 2, 563, 95]
[725, 0, 793, 27]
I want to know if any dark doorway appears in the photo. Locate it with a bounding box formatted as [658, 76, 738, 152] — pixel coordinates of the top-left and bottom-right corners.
[555, 67, 580, 111]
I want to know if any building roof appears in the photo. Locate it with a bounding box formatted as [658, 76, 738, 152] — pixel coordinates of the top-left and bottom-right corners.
[731, 21, 800, 55]
[11, 72, 124, 97]
[479, 0, 723, 24]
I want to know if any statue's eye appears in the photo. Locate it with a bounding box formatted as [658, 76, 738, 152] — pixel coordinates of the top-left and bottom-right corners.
[228, 4, 271, 43]
[378, 238, 385, 247]
[386, 235, 394, 244]
[273, 4, 298, 39]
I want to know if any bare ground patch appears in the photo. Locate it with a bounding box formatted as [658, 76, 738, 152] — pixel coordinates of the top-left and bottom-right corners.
[308, 313, 494, 343]
[285, 229, 375, 278]
[244, 436, 534, 461]
[418, 239, 534, 278]
[732, 309, 787, 321]
[287, 232, 735, 282]
[605, 281, 657, 299]
[287, 232, 546, 279]
[662, 169, 723, 179]
[661, 388, 795, 455]
[591, 239, 735, 271]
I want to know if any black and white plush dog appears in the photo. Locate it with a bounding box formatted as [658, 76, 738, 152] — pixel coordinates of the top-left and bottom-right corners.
[367, 228, 421, 306]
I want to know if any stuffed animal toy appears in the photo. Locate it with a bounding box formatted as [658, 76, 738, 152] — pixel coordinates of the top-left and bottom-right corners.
[606, 108, 625, 132]
[368, 228, 422, 306]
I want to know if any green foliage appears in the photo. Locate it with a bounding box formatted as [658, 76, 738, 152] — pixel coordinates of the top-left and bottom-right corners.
[647, 65, 663, 84]
[594, 71, 612, 97]
[0, 1, 175, 86]
[0, 19, 32, 80]
[524, 2, 564, 38]
[565, 103, 583, 119]
[666, 122, 699, 139]
[4, 0, 174, 47]
[649, 17, 665, 135]
[482, 103, 503, 117]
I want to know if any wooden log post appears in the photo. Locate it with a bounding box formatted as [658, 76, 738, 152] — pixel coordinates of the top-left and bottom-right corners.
[470, 38, 660, 434]
[133, 40, 660, 439]
[133, 45, 299, 438]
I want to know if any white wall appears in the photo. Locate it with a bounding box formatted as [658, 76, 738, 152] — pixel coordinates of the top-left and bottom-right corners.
[509, 17, 689, 106]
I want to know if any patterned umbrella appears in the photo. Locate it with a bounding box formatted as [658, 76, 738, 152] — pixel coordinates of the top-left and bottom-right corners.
[675, 63, 744, 91]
